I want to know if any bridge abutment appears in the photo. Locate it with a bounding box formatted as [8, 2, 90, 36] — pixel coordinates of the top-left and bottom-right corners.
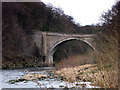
[46, 55, 53, 66]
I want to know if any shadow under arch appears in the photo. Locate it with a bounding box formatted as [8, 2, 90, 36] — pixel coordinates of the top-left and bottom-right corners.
[46, 38, 95, 65]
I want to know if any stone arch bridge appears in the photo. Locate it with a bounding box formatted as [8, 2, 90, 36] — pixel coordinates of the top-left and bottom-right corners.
[32, 31, 96, 66]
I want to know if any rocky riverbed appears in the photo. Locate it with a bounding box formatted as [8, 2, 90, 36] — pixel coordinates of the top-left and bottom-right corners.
[2, 67, 99, 88]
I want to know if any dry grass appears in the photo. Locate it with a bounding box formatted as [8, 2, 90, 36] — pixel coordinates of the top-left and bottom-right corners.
[55, 64, 97, 82]
[55, 51, 95, 69]
[55, 63, 118, 88]
[91, 70, 118, 88]
[93, 35, 118, 88]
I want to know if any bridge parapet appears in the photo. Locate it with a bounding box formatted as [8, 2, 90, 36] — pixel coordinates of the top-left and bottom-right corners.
[33, 31, 96, 37]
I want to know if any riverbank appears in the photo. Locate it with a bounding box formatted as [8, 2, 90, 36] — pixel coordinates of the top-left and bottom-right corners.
[2, 56, 48, 69]
[54, 63, 118, 88]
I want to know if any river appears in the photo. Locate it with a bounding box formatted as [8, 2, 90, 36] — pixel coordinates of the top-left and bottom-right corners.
[1, 67, 99, 88]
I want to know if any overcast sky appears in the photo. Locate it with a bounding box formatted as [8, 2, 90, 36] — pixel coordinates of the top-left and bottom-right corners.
[41, 0, 116, 26]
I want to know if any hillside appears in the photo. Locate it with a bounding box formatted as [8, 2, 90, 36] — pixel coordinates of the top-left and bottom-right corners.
[2, 2, 99, 69]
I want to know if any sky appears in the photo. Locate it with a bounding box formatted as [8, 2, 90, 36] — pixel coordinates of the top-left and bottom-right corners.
[41, 0, 116, 26]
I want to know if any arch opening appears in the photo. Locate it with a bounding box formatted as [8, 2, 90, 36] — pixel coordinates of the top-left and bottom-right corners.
[46, 38, 95, 65]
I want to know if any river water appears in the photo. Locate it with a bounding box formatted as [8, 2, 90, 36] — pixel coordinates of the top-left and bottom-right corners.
[1, 67, 99, 88]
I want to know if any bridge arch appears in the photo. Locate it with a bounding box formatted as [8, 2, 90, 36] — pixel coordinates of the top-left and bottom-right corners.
[46, 38, 95, 65]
